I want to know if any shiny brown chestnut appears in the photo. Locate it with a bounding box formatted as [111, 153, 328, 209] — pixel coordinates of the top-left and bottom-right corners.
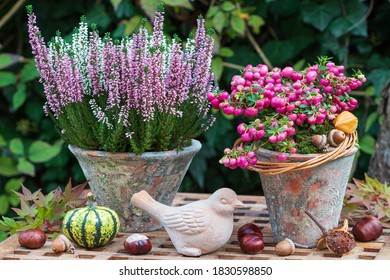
[239, 233, 265, 254]
[124, 234, 152, 255]
[18, 228, 47, 249]
[352, 216, 383, 242]
[237, 223, 263, 241]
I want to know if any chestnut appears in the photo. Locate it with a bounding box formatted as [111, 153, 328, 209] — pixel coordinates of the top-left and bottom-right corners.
[352, 216, 383, 242]
[124, 234, 152, 255]
[18, 228, 46, 249]
[237, 223, 263, 241]
[239, 233, 265, 254]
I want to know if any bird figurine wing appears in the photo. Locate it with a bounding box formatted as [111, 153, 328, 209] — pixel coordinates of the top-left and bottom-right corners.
[162, 207, 209, 235]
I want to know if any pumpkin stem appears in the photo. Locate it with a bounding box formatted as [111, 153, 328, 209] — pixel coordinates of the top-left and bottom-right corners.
[87, 192, 96, 209]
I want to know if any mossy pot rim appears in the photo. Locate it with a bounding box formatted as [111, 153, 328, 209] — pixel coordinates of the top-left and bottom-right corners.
[68, 139, 202, 160]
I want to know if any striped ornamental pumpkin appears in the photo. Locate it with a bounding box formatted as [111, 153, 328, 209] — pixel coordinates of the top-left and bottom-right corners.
[62, 193, 120, 248]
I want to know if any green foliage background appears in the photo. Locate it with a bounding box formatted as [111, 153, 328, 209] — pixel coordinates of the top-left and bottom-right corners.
[0, 0, 389, 241]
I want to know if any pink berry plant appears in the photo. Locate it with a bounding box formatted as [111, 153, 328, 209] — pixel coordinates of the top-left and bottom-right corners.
[209, 56, 366, 169]
[26, 4, 215, 154]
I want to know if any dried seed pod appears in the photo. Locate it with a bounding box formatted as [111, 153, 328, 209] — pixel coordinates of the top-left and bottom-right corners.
[275, 238, 295, 256]
[311, 134, 327, 149]
[325, 230, 356, 255]
[305, 211, 356, 255]
[333, 111, 358, 133]
[52, 234, 75, 254]
[316, 237, 327, 250]
[327, 129, 346, 147]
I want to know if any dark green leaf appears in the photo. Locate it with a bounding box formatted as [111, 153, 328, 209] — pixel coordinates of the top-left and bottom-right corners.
[211, 57, 223, 81]
[139, 0, 157, 19]
[0, 157, 18, 177]
[12, 83, 27, 111]
[366, 69, 390, 96]
[221, 1, 235, 12]
[86, 4, 111, 29]
[328, 17, 350, 38]
[262, 40, 295, 66]
[206, 6, 219, 18]
[17, 158, 35, 177]
[293, 59, 306, 71]
[360, 135, 376, 155]
[0, 71, 17, 87]
[5, 178, 24, 194]
[231, 13, 245, 36]
[163, 0, 193, 9]
[219, 47, 234, 58]
[28, 140, 63, 163]
[116, 0, 134, 18]
[301, 1, 340, 31]
[189, 150, 207, 188]
[9, 138, 24, 155]
[248, 15, 264, 34]
[123, 16, 143, 35]
[110, 0, 121, 11]
[213, 11, 225, 33]
[0, 53, 23, 70]
[20, 60, 39, 82]
[0, 134, 7, 148]
[0, 196, 9, 215]
[365, 112, 378, 133]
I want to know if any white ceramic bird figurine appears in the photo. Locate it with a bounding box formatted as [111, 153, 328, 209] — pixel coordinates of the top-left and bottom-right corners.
[131, 188, 244, 256]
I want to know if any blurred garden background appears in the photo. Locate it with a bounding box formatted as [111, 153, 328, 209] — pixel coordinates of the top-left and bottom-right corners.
[1, 0, 389, 240]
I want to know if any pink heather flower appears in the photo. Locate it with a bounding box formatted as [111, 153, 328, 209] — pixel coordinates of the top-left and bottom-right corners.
[28, 6, 215, 140]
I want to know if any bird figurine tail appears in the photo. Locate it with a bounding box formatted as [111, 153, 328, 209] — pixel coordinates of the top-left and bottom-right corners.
[131, 190, 167, 219]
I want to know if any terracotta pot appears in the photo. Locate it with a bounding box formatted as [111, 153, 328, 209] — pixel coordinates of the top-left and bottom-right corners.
[69, 140, 201, 232]
[255, 147, 358, 248]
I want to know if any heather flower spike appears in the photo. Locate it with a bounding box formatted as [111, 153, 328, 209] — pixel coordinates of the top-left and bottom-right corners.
[27, 4, 216, 154]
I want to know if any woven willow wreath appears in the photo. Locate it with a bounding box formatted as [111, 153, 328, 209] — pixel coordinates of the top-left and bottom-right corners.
[233, 131, 358, 176]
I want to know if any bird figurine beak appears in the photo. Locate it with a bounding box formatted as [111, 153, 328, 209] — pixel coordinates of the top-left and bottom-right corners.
[232, 199, 245, 209]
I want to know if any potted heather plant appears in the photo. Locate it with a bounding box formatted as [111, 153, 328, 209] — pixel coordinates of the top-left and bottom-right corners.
[209, 57, 366, 247]
[27, 4, 216, 232]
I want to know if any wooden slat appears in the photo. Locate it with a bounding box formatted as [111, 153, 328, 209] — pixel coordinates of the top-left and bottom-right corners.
[0, 192, 388, 260]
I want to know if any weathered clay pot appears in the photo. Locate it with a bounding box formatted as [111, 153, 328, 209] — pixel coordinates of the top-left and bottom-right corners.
[255, 147, 358, 248]
[69, 140, 201, 232]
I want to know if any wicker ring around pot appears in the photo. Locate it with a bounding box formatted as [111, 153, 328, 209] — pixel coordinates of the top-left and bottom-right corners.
[233, 131, 358, 176]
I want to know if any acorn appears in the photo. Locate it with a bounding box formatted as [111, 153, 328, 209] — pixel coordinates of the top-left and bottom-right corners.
[275, 238, 295, 256]
[327, 129, 346, 147]
[52, 234, 75, 254]
[311, 134, 327, 149]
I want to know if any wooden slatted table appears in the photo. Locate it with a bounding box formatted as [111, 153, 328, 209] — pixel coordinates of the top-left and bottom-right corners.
[0, 192, 389, 260]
